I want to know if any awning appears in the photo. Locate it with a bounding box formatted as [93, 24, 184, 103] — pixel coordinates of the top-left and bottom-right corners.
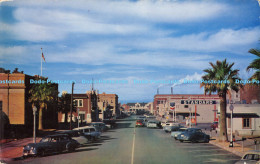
[224, 113, 259, 118]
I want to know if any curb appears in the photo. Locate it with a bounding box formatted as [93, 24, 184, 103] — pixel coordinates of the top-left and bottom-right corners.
[209, 141, 244, 157]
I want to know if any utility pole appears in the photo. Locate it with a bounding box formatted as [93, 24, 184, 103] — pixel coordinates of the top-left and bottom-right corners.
[70, 82, 75, 130]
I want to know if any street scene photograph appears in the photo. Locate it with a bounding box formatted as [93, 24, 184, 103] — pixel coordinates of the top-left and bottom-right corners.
[1, 0, 260, 164]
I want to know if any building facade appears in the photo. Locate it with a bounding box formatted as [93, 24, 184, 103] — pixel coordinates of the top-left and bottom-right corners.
[58, 90, 99, 123]
[154, 94, 220, 123]
[97, 92, 119, 119]
[0, 68, 58, 137]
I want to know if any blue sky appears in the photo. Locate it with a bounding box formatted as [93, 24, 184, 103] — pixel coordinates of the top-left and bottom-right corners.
[0, 0, 260, 103]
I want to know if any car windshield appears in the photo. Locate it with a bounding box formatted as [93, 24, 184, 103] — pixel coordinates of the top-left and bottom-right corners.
[40, 137, 50, 143]
[243, 154, 260, 160]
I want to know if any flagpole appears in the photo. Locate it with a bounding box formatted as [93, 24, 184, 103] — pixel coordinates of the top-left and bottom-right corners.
[41, 48, 42, 76]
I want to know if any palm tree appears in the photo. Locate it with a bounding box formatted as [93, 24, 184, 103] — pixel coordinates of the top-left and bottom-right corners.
[29, 79, 58, 130]
[58, 93, 76, 124]
[201, 59, 242, 142]
[247, 48, 260, 81]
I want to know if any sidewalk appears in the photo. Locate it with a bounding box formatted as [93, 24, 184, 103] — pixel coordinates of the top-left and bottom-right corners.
[204, 129, 258, 157]
[0, 129, 57, 163]
[0, 137, 42, 163]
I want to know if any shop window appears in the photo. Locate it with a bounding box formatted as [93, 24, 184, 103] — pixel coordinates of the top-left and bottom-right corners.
[242, 118, 251, 129]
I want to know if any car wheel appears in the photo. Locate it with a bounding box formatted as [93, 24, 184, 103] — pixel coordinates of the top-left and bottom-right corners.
[205, 138, 210, 143]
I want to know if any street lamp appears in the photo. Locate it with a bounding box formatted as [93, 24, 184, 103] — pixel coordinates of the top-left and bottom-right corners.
[229, 101, 234, 147]
[189, 107, 192, 128]
[33, 106, 37, 143]
[77, 108, 80, 128]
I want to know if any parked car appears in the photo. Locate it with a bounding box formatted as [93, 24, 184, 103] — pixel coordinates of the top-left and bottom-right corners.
[161, 121, 176, 127]
[103, 119, 116, 128]
[177, 128, 210, 143]
[171, 128, 188, 140]
[90, 122, 107, 132]
[211, 121, 218, 130]
[163, 124, 181, 133]
[235, 150, 260, 164]
[57, 130, 89, 145]
[135, 119, 145, 127]
[23, 134, 80, 157]
[147, 121, 160, 128]
[74, 126, 101, 141]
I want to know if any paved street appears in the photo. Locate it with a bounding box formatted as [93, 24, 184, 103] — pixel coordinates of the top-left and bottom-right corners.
[9, 116, 241, 164]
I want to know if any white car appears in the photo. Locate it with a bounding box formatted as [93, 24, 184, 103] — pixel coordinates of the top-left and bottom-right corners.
[147, 121, 158, 128]
[161, 122, 179, 127]
[235, 150, 260, 164]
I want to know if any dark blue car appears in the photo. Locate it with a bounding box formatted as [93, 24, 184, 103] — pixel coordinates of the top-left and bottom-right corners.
[177, 128, 210, 143]
[23, 134, 80, 157]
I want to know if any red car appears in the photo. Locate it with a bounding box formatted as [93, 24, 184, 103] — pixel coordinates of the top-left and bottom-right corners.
[211, 122, 218, 130]
[135, 120, 145, 127]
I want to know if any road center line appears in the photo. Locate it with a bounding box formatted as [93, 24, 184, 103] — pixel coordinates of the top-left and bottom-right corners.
[131, 127, 136, 164]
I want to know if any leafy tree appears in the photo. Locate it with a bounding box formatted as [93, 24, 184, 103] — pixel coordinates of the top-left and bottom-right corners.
[29, 79, 58, 130]
[201, 59, 242, 142]
[247, 48, 260, 81]
[58, 93, 76, 124]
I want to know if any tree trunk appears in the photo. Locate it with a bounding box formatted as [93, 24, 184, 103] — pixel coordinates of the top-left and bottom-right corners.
[38, 106, 43, 130]
[219, 93, 228, 142]
[64, 112, 68, 124]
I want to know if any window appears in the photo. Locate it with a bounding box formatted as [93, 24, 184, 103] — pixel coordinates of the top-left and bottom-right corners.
[242, 118, 251, 129]
[79, 113, 85, 121]
[74, 99, 83, 107]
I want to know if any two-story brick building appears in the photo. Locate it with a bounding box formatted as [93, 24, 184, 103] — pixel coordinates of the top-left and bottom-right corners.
[58, 90, 99, 124]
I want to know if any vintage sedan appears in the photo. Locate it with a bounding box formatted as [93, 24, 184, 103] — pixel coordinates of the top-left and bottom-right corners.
[177, 128, 210, 143]
[235, 150, 260, 164]
[23, 134, 80, 157]
[135, 119, 145, 127]
[90, 122, 107, 132]
[74, 126, 101, 141]
[171, 128, 188, 140]
[147, 121, 160, 128]
[58, 130, 89, 145]
[163, 124, 181, 133]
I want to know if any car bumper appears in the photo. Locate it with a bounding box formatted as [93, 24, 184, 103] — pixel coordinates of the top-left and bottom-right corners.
[23, 150, 37, 156]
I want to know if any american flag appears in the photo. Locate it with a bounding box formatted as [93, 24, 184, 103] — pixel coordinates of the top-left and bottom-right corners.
[42, 52, 46, 62]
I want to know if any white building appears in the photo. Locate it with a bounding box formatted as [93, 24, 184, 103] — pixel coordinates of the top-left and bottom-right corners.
[225, 104, 260, 137]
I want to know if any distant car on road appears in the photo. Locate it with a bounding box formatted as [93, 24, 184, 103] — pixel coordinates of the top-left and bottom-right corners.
[177, 128, 210, 143]
[171, 128, 188, 140]
[23, 134, 80, 157]
[235, 150, 260, 164]
[135, 119, 145, 127]
[211, 121, 218, 130]
[147, 121, 160, 128]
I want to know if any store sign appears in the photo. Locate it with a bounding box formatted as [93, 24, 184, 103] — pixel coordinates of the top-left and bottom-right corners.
[181, 100, 216, 105]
